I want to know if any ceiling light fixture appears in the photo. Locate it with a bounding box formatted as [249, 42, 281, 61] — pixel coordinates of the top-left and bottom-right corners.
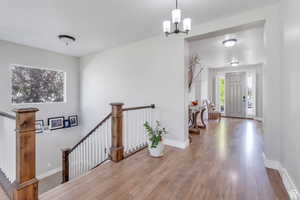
[223, 38, 237, 47]
[163, 0, 191, 36]
[58, 35, 76, 46]
[230, 60, 240, 67]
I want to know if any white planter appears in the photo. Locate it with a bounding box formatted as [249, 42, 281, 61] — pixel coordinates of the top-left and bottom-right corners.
[148, 140, 164, 157]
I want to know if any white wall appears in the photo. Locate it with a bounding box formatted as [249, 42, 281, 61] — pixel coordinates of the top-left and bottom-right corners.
[80, 5, 281, 159]
[80, 36, 187, 144]
[0, 40, 81, 177]
[281, 0, 300, 192]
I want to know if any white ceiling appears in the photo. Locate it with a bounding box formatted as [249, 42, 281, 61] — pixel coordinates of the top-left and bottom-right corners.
[0, 0, 276, 57]
[189, 26, 265, 68]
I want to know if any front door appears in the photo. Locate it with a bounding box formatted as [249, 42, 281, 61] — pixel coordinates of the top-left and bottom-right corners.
[225, 72, 247, 118]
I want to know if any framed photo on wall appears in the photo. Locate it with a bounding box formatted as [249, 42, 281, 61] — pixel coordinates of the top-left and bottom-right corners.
[69, 115, 78, 127]
[48, 117, 65, 130]
[35, 120, 44, 134]
[64, 119, 70, 128]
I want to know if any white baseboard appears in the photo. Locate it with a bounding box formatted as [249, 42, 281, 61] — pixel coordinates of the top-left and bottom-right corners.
[263, 154, 300, 200]
[254, 117, 263, 122]
[163, 138, 189, 149]
[37, 167, 61, 180]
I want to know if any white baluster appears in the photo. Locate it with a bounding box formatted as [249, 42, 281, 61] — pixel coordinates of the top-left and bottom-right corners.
[105, 121, 109, 158]
[123, 112, 127, 153]
[138, 110, 141, 148]
[89, 136, 92, 169]
[95, 128, 99, 165]
[92, 133, 96, 167]
[80, 144, 83, 176]
[130, 111, 133, 152]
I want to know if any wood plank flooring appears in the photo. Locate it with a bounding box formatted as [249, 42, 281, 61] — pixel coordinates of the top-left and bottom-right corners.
[266, 168, 290, 200]
[40, 118, 278, 200]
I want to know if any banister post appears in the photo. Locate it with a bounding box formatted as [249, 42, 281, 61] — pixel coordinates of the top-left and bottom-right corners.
[110, 103, 124, 162]
[13, 108, 39, 200]
[61, 148, 71, 183]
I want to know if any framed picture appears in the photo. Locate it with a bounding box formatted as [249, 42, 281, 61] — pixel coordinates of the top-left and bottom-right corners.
[48, 117, 65, 130]
[35, 120, 44, 134]
[69, 115, 78, 127]
[64, 119, 70, 128]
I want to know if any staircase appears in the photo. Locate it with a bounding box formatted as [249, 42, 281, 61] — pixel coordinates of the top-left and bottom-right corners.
[0, 103, 155, 200]
[61, 103, 155, 182]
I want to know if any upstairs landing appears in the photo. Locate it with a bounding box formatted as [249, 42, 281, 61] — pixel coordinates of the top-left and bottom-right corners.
[40, 118, 282, 200]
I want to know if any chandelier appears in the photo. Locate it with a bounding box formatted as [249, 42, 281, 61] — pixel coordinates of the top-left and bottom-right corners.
[163, 0, 191, 36]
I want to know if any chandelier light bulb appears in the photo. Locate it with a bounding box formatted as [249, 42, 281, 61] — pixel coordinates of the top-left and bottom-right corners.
[183, 18, 191, 31]
[172, 9, 181, 23]
[163, 21, 171, 33]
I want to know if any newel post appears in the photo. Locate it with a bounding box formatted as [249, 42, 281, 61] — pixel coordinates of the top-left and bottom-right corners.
[13, 108, 39, 200]
[110, 103, 124, 162]
[61, 148, 71, 183]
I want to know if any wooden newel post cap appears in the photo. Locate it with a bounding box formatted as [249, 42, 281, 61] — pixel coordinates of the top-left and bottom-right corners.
[110, 103, 124, 106]
[62, 148, 71, 153]
[13, 108, 39, 113]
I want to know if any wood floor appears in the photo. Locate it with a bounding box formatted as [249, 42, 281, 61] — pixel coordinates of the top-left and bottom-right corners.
[267, 168, 290, 200]
[40, 118, 280, 200]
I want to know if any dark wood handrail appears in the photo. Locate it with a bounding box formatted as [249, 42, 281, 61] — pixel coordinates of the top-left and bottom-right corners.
[122, 104, 155, 112]
[70, 113, 112, 152]
[69, 104, 155, 153]
[0, 111, 16, 120]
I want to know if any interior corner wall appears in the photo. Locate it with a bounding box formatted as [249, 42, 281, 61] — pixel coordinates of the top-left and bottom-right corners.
[80, 36, 187, 144]
[0, 40, 81, 177]
[280, 0, 300, 191]
[262, 4, 281, 161]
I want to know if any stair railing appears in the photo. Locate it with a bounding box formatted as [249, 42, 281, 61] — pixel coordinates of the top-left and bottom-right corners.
[62, 103, 155, 183]
[0, 108, 39, 200]
[123, 104, 155, 157]
[62, 112, 112, 183]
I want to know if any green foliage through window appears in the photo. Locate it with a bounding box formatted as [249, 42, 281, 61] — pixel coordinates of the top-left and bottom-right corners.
[12, 65, 65, 104]
[219, 78, 225, 106]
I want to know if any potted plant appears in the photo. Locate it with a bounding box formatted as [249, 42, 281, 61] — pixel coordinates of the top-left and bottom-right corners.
[144, 121, 167, 157]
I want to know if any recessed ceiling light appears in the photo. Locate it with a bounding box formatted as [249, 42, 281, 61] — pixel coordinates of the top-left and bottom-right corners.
[230, 60, 239, 67]
[222, 39, 237, 47]
[58, 35, 76, 46]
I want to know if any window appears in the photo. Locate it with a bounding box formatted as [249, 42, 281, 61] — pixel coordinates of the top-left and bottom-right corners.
[246, 72, 256, 117]
[11, 65, 65, 104]
[216, 75, 225, 113]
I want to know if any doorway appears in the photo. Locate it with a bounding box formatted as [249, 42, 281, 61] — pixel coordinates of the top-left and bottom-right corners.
[225, 72, 247, 118]
[216, 71, 256, 118]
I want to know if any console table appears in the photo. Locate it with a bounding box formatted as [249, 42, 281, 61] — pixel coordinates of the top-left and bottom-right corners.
[189, 105, 206, 134]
